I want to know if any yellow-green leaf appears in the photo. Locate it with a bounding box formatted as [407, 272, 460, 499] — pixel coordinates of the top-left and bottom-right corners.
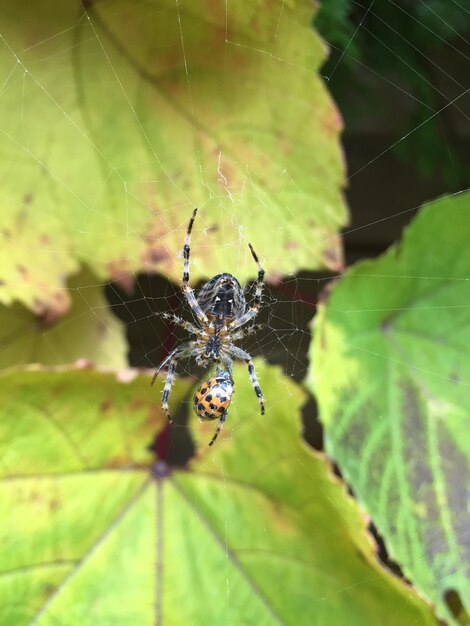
[0, 269, 126, 369]
[1, 362, 438, 625]
[0, 0, 347, 316]
[310, 192, 470, 625]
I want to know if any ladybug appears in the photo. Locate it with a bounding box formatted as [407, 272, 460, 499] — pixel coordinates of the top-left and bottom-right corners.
[193, 370, 234, 446]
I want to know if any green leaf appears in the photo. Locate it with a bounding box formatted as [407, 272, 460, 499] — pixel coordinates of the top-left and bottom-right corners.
[310, 192, 470, 625]
[1, 363, 438, 625]
[0, 0, 347, 315]
[0, 268, 127, 369]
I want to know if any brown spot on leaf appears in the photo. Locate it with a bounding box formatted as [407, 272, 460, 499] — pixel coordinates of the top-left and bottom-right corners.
[144, 247, 169, 265]
[42, 583, 57, 598]
[23, 193, 33, 204]
[323, 241, 344, 273]
[17, 264, 28, 277]
[268, 272, 283, 287]
[100, 399, 112, 414]
[108, 259, 135, 295]
[287, 241, 297, 250]
[128, 397, 145, 412]
[141, 240, 173, 276]
[322, 105, 343, 136]
[37, 290, 71, 327]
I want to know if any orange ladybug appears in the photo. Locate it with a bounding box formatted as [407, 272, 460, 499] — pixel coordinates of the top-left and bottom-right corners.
[194, 370, 234, 446]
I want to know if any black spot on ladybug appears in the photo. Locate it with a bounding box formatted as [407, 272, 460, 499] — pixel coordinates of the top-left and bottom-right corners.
[209, 403, 216, 410]
[206, 394, 213, 402]
[198, 403, 204, 412]
[200, 387, 207, 395]
[220, 396, 226, 403]
[218, 407, 225, 413]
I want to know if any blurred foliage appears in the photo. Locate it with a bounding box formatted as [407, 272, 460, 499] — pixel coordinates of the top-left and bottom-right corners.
[0, 363, 439, 626]
[311, 191, 470, 625]
[315, 0, 470, 188]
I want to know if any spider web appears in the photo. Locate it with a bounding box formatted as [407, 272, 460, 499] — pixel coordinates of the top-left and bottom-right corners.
[0, 0, 469, 624]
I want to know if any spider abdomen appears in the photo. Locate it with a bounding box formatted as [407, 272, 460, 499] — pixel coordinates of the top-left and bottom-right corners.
[194, 371, 234, 421]
[198, 273, 245, 320]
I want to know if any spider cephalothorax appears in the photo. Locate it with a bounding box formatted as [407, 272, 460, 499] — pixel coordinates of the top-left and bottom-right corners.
[152, 208, 265, 445]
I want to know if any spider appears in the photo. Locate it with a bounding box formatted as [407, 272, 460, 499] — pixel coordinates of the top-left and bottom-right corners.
[152, 208, 265, 445]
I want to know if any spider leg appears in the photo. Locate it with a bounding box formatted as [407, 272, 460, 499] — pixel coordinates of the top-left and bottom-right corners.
[157, 312, 201, 335]
[230, 323, 265, 342]
[150, 342, 194, 386]
[248, 242, 265, 309]
[161, 357, 177, 424]
[151, 347, 179, 387]
[226, 346, 265, 415]
[182, 208, 210, 324]
[151, 342, 196, 423]
[217, 355, 234, 377]
[208, 409, 227, 447]
[229, 243, 265, 330]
